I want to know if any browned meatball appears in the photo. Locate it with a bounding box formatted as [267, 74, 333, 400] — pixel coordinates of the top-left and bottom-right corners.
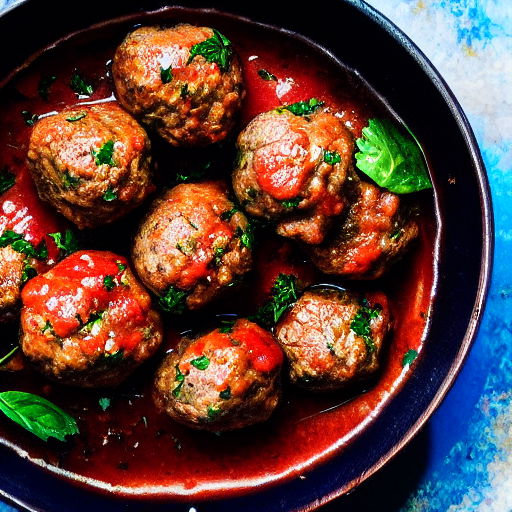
[307, 179, 418, 279]
[132, 181, 252, 311]
[27, 103, 153, 229]
[112, 24, 244, 147]
[0, 247, 24, 323]
[154, 319, 283, 431]
[20, 251, 163, 387]
[233, 106, 354, 244]
[275, 288, 391, 391]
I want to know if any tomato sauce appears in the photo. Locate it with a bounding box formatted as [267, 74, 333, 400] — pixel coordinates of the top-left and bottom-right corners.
[0, 9, 438, 501]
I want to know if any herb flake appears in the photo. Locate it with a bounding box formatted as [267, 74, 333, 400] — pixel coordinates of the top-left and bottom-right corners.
[279, 98, 324, 117]
[323, 150, 341, 165]
[0, 168, 15, 195]
[258, 69, 277, 81]
[160, 66, 173, 84]
[402, 349, 418, 367]
[190, 355, 210, 371]
[21, 110, 38, 126]
[350, 300, 382, 353]
[188, 29, 233, 72]
[0, 230, 47, 260]
[70, 71, 93, 96]
[159, 286, 188, 314]
[280, 197, 301, 209]
[48, 230, 79, 258]
[66, 112, 87, 122]
[92, 140, 116, 167]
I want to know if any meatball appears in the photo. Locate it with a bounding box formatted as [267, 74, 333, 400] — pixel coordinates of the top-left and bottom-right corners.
[132, 181, 252, 311]
[275, 288, 391, 391]
[307, 179, 419, 279]
[20, 250, 163, 387]
[0, 247, 24, 323]
[27, 103, 153, 230]
[112, 24, 244, 147]
[233, 106, 354, 244]
[154, 319, 283, 431]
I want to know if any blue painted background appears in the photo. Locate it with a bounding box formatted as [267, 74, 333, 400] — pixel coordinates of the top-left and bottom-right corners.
[0, 0, 510, 510]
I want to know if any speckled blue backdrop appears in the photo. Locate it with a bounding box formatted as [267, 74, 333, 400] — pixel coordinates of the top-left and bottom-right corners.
[0, 0, 510, 511]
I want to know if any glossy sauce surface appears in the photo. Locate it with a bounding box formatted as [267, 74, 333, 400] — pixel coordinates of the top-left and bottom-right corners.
[0, 10, 437, 499]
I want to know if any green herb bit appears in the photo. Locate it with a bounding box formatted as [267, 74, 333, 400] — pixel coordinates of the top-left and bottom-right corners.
[38, 74, 57, 101]
[116, 261, 126, 273]
[103, 275, 116, 292]
[173, 365, 185, 397]
[207, 405, 220, 420]
[66, 112, 87, 122]
[323, 150, 341, 165]
[219, 387, 231, 400]
[82, 311, 104, 334]
[21, 261, 37, 283]
[0, 346, 19, 366]
[160, 66, 173, 84]
[188, 29, 233, 72]
[98, 397, 111, 411]
[280, 197, 301, 209]
[41, 320, 53, 334]
[327, 343, 335, 355]
[402, 349, 418, 367]
[21, 110, 39, 126]
[92, 140, 116, 167]
[0, 390, 79, 442]
[70, 70, 93, 96]
[235, 225, 254, 250]
[350, 300, 382, 353]
[279, 98, 324, 117]
[159, 286, 188, 314]
[389, 228, 403, 240]
[102, 187, 117, 202]
[48, 230, 79, 258]
[180, 83, 189, 98]
[218, 318, 236, 334]
[61, 171, 80, 190]
[176, 238, 197, 256]
[213, 246, 225, 266]
[0, 230, 47, 260]
[190, 355, 210, 371]
[220, 207, 239, 221]
[258, 69, 277, 81]
[0, 168, 15, 195]
[102, 350, 124, 363]
[355, 118, 432, 194]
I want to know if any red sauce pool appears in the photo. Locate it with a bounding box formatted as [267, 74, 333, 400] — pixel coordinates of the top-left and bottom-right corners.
[0, 9, 438, 500]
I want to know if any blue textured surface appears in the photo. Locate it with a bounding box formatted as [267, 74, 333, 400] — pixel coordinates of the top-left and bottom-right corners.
[0, 1, 510, 511]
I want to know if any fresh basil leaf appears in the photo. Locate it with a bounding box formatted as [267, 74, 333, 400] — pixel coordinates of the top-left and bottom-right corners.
[188, 29, 233, 72]
[355, 119, 432, 194]
[0, 168, 15, 195]
[0, 391, 79, 442]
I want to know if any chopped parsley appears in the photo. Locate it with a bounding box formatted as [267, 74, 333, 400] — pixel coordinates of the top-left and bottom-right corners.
[70, 70, 93, 96]
[218, 318, 236, 334]
[219, 387, 231, 400]
[213, 246, 225, 266]
[103, 275, 116, 292]
[190, 355, 210, 371]
[258, 69, 277, 81]
[61, 171, 80, 190]
[187, 29, 233, 72]
[235, 225, 254, 250]
[327, 342, 335, 355]
[252, 273, 298, 327]
[389, 228, 403, 240]
[176, 239, 197, 256]
[41, 320, 53, 334]
[38, 74, 56, 101]
[160, 66, 173, 84]
[173, 365, 185, 397]
[350, 300, 382, 353]
[21, 261, 37, 283]
[278, 98, 324, 117]
[402, 349, 418, 367]
[0, 168, 15, 195]
[102, 350, 124, 364]
[0, 230, 47, 260]
[21, 110, 38, 126]
[280, 197, 301, 209]
[158, 286, 188, 314]
[48, 230, 79, 258]
[207, 405, 220, 420]
[92, 140, 116, 166]
[81, 311, 104, 334]
[98, 397, 111, 411]
[66, 112, 87, 122]
[102, 187, 117, 202]
[220, 207, 239, 221]
[323, 150, 341, 165]
[116, 261, 126, 272]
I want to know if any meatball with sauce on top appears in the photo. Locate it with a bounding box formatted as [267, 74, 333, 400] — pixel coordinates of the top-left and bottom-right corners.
[132, 181, 252, 312]
[233, 104, 354, 245]
[20, 250, 163, 387]
[275, 288, 391, 391]
[27, 103, 153, 230]
[154, 319, 283, 431]
[112, 24, 244, 147]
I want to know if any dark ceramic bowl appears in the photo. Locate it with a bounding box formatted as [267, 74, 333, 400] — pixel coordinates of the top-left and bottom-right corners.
[0, 0, 492, 511]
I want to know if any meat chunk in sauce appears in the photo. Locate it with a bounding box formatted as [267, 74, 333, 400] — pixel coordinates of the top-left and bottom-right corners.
[275, 288, 391, 391]
[132, 181, 252, 311]
[112, 24, 244, 147]
[27, 103, 153, 230]
[20, 250, 163, 387]
[307, 179, 419, 279]
[233, 107, 354, 244]
[154, 319, 283, 431]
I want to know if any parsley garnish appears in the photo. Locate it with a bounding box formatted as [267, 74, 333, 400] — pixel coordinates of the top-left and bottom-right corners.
[213, 246, 225, 266]
[279, 98, 324, 117]
[66, 112, 87, 122]
[176, 238, 197, 256]
[92, 140, 116, 166]
[21, 110, 38, 126]
[116, 261, 126, 272]
[173, 365, 185, 397]
[350, 300, 382, 353]
[41, 320, 53, 334]
[281, 197, 301, 209]
[159, 286, 188, 314]
[190, 355, 210, 371]
[98, 397, 111, 411]
[220, 207, 239, 221]
[102, 350, 124, 363]
[389, 228, 403, 240]
[207, 405, 220, 420]
[235, 225, 254, 250]
[402, 349, 418, 367]
[355, 119, 432, 194]
[61, 171, 80, 190]
[219, 387, 231, 400]
[218, 318, 236, 334]
[48, 230, 79, 258]
[323, 150, 341, 165]
[253, 273, 298, 327]
[21, 261, 37, 283]
[38, 75, 56, 101]
[258, 69, 277, 81]
[81, 311, 104, 334]
[0, 230, 47, 260]
[187, 29, 233, 72]
[160, 66, 173, 84]
[103, 275, 116, 292]
[0, 168, 15, 195]
[102, 187, 117, 202]
[70, 70, 93, 96]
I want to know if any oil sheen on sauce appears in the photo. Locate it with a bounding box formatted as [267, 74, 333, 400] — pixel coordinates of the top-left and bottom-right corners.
[0, 9, 437, 499]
